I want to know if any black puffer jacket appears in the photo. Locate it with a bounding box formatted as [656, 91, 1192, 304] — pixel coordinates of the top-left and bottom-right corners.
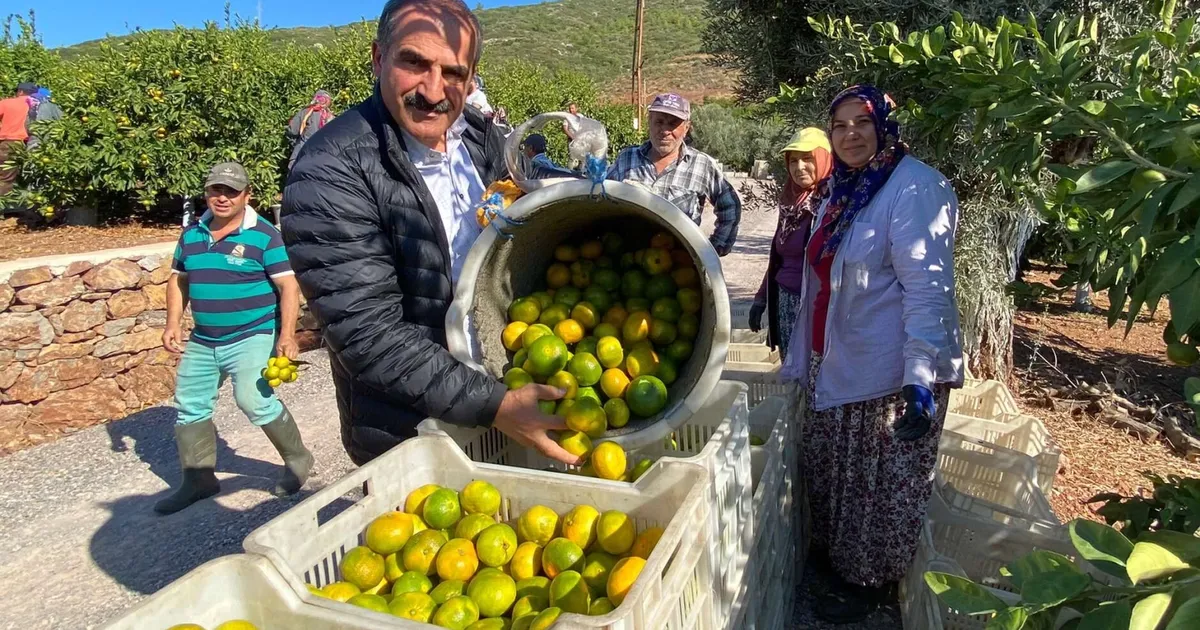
[281, 87, 508, 465]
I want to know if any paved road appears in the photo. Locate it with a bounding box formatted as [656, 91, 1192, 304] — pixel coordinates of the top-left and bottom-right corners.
[0, 184, 779, 629]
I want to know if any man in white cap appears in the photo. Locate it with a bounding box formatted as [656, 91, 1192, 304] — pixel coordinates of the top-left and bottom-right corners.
[608, 93, 741, 256]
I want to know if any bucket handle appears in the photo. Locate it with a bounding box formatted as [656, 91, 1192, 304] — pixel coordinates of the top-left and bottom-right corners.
[502, 111, 610, 193]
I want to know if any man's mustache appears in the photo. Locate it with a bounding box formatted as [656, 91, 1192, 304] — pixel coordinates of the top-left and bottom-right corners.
[403, 93, 451, 114]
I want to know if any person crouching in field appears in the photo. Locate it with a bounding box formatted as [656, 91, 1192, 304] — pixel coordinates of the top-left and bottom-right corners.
[155, 161, 314, 515]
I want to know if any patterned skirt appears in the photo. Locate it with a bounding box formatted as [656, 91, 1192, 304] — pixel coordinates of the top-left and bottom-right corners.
[802, 352, 950, 586]
[773, 284, 804, 361]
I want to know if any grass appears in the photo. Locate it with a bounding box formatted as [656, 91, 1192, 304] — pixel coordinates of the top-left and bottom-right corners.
[56, 0, 731, 101]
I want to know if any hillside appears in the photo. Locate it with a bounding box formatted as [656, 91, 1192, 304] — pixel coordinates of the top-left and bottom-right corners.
[58, 0, 735, 102]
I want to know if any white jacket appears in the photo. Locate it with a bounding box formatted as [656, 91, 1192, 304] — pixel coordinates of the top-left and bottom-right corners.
[780, 156, 964, 410]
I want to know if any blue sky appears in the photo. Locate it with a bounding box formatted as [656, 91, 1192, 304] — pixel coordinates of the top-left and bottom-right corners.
[20, 1, 543, 48]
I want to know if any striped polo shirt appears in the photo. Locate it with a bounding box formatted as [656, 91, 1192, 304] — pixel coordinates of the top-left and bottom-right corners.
[171, 207, 293, 347]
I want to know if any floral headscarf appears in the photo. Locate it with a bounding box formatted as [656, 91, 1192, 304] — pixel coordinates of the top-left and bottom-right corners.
[819, 85, 908, 256]
[306, 89, 333, 127]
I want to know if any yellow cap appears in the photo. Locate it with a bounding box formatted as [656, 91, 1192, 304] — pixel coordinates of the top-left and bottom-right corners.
[780, 127, 831, 155]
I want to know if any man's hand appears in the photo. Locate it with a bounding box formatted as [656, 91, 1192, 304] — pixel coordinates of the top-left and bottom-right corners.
[492, 384, 581, 465]
[895, 385, 935, 441]
[162, 325, 184, 353]
[276, 336, 300, 361]
[748, 301, 766, 332]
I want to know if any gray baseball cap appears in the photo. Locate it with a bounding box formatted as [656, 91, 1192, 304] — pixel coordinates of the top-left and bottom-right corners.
[648, 93, 691, 121]
[204, 161, 249, 192]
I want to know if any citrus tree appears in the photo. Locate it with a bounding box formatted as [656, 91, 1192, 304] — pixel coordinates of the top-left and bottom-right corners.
[801, 4, 1200, 369]
[2, 18, 637, 220]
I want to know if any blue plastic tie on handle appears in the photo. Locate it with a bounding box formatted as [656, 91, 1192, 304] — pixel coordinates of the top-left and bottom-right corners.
[586, 155, 609, 199]
[478, 192, 525, 240]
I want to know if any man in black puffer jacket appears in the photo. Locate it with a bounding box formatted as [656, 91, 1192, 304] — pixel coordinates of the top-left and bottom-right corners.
[281, 0, 578, 466]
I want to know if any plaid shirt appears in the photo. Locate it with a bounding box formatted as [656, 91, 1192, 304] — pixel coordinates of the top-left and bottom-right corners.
[607, 142, 741, 256]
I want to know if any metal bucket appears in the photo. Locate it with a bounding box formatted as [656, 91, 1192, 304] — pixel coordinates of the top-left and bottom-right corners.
[446, 180, 731, 450]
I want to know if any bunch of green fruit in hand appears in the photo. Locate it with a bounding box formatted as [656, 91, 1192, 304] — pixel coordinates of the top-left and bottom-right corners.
[261, 356, 299, 388]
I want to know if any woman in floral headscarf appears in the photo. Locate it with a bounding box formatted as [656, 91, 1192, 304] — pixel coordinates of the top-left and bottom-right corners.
[782, 85, 964, 622]
[748, 127, 833, 358]
[286, 89, 335, 170]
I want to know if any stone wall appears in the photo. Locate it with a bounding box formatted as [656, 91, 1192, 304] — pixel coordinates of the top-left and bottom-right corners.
[0, 243, 321, 451]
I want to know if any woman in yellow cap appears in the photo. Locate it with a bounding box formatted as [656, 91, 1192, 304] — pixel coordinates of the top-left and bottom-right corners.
[748, 127, 833, 358]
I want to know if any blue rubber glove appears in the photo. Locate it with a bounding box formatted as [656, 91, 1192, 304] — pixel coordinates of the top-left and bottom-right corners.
[895, 385, 935, 441]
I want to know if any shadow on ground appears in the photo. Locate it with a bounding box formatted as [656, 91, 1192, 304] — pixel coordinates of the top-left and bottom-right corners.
[88, 406, 319, 595]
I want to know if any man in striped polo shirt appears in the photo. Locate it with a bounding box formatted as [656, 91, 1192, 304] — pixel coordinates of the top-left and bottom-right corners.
[155, 161, 314, 515]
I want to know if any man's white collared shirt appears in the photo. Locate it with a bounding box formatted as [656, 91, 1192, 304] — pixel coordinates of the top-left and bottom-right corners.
[401, 115, 486, 283]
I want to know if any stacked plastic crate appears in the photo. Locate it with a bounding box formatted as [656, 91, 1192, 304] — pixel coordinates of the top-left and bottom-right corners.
[905, 376, 1074, 629]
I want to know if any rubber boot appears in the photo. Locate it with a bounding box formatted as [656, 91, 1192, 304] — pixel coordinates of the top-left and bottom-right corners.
[154, 421, 221, 515]
[260, 404, 314, 497]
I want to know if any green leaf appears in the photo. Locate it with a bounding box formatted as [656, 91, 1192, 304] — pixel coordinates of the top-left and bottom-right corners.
[1005, 550, 1084, 591]
[1144, 240, 1199, 299]
[1162, 0, 1178, 26]
[1169, 176, 1200, 216]
[1072, 161, 1137, 194]
[1022, 569, 1091, 607]
[1166, 597, 1200, 629]
[1140, 530, 1200, 563]
[1170, 269, 1200, 335]
[1079, 601, 1132, 630]
[1131, 592, 1172, 630]
[986, 606, 1029, 630]
[1080, 101, 1107, 116]
[1069, 519, 1135, 580]
[924, 572, 1007, 615]
[1128, 541, 1193, 583]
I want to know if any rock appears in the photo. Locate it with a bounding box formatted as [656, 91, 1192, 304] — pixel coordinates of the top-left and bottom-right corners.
[138, 254, 166, 272]
[14, 348, 38, 361]
[144, 348, 178, 366]
[81, 292, 113, 301]
[30, 379, 127, 425]
[17, 276, 86, 308]
[296, 329, 323, 352]
[97, 318, 136, 338]
[56, 300, 107, 333]
[0, 348, 12, 368]
[9, 305, 36, 313]
[0, 403, 31, 427]
[0, 284, 13, 312]
[62, 260, 94, 278]
[0, 313, 55, 350]
[7, 267, 53, 288]
[92, 329, 163, 358]
[56, 331, 97, 344]
[126, 350, 149, 370]
[6, 356, 103, 403]
[123, 364, 176, 407]
[148, 260, 174, 285]
[123, 387, 141, 410]
[83, 260, 145, 292]
[37, 341, 98, 364]
[142, 283, 168, 310]
[298, 310, 321, 330]
[137, 310, 168, 328]
[0, 363, 23, 389]
[107, 290, 148, 319]
[101, 355, 130, 378]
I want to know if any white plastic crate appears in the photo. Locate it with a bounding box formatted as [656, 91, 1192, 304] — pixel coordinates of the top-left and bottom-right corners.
[729, 328, 767, 344]
[944, 412, 1061, 493]
[937, 431, 1057, 524]
[947, 379, 1020, 420]
[421, 382, 752, 624]
[721, 362, 798, 408]
[725, 396, 797, 630]
[243, 434, 714, 629]
[725, 343, 779, 365]
[901, 526, 1023, 630]
[102, 555, 380, 630]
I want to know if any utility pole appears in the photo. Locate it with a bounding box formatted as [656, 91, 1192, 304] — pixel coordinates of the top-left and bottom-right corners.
[632, 0, 645, 131]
